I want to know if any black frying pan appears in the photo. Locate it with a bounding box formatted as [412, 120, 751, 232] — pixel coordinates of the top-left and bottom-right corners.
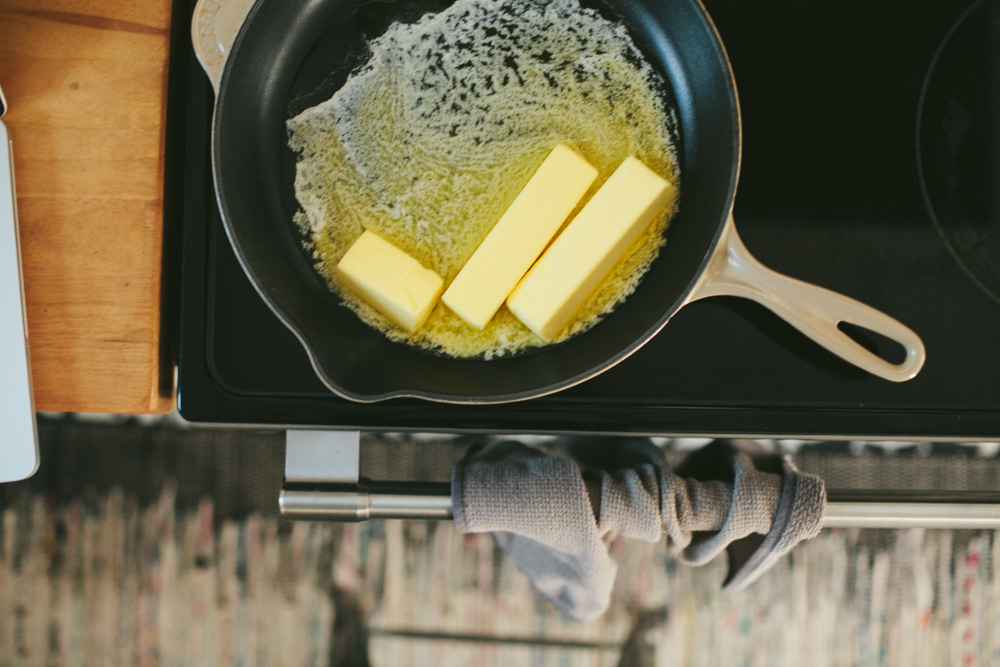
[193, 0, 926, 403]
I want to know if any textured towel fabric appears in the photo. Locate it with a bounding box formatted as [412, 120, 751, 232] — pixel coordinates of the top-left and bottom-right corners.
[451, 438, 826, 622]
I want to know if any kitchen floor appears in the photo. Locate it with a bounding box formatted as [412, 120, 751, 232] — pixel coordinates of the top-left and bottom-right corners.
[1, 417, 997, 666]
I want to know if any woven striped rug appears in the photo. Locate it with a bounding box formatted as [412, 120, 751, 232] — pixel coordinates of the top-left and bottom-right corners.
[1, 487, 997, 666]
[1, 418, 998, 666]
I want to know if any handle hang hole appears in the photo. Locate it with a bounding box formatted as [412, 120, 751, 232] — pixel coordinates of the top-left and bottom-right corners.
[837, 321, 908, 366]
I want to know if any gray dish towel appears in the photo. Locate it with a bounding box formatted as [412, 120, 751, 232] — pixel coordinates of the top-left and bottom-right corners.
[451, 438, 826, 623]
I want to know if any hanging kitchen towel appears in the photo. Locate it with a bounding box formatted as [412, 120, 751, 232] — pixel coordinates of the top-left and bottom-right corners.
[670, 439, 828, 590]
[451, 438, 826, 622]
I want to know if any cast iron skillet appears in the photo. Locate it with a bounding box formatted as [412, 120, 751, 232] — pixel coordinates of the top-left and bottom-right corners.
[192, 0, 926, 404]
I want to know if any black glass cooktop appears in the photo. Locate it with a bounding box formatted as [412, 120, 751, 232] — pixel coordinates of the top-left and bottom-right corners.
[174, 0, 1000, 437]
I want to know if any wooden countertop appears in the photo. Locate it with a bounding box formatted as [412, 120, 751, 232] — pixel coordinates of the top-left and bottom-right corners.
[0, 0, 174, 413]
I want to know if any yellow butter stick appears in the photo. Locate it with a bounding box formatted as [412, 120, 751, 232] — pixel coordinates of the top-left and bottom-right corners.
[442, 144, 598, 329]
[337, 230, 444, 332]
[507, 156, 676, 342]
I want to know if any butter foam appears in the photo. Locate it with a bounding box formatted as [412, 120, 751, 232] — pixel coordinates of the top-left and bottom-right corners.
[288, 0, 679, 358]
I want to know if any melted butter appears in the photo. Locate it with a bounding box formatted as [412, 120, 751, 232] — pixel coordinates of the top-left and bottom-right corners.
[287, 0, 679, 358]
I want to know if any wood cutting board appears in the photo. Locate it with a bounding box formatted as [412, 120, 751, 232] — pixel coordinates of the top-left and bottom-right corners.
[0, 0, 174, 413]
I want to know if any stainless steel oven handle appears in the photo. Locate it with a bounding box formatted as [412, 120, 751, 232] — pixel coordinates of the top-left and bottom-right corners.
[191, 0, 257, 93]
[279, 430, 1000, 528]
[279, 430, 454, 522]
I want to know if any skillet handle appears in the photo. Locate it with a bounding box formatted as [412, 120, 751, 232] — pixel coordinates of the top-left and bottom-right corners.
[191, 0, 257, 93]
[689, 215, 926, 382]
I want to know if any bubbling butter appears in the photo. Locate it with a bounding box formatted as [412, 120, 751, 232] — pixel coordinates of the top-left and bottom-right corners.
[287, 0, 680, 358]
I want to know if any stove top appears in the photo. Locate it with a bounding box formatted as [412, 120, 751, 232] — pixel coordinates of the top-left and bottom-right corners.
[174, 0, 1000, 437]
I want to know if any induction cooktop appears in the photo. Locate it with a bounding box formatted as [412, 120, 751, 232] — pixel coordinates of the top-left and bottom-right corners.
[173, 0, 1000, 438]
